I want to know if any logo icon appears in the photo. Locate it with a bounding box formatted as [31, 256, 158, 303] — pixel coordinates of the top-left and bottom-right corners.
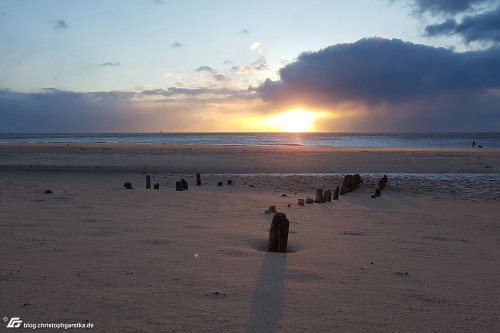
[6, 317, 22, 328]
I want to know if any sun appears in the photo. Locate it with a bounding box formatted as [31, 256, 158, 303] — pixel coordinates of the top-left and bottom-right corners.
[266, 108, 322, 132]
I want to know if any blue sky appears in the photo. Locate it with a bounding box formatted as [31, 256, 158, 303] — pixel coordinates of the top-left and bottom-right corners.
[1, 0, 499, 132]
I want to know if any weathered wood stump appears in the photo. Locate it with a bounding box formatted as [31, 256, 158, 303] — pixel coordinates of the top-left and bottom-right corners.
[217, 181, 223, 186]
[267, 212, 289, 253]
[305, 197, 314, 204]
[176, 180, 188, 191]
[333, 185, 339, 200]
[298, 199, 305, 206]
[315, 189, 324, 203]
[323, 189, 332, 202]
[372, 175, 388, 197]
[265, 205, 277, 214]
[378, 175, 388, 189]
[123, 182, 132, 189]
[153, 183, 160, 189]
[340, 174, 363, 195]
[146, 175, 151, 189]
[227, 179, 232, 185]
[45, 189, 53, 194]
[196, 173, 201, 186]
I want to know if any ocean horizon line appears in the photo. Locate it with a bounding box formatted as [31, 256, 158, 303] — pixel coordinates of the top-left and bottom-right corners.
[1, 132, 499, 148]
[1, 131, 499, 135]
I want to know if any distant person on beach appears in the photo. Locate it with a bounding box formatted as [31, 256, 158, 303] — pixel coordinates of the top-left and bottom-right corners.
[472, 140, 476, 148]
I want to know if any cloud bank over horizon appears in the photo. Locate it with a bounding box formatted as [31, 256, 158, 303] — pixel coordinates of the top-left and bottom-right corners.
[0, 88, 259, 133]
[2, 37, 499, 132]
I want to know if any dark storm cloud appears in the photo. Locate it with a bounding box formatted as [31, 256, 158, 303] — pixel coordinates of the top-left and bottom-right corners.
[425, 6, 500, 43]
[257, 38, 500, 131]
[424, 19, 458, 36]
[50, 19, 68, 30]
[196, 65, 217, 74]
[411, 0, 492, 15]
[171, 41, 182, 48]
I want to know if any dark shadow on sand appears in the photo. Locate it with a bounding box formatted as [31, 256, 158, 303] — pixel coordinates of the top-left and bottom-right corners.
[247, 252, 287, 333]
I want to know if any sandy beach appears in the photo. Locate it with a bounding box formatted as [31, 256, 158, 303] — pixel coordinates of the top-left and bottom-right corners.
[1, 144, 499, 332]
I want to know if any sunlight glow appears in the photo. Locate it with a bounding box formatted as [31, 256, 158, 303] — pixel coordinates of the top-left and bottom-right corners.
[265, 108, 323, 132]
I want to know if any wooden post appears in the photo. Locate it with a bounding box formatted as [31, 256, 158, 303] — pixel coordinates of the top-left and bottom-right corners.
[146, 175, 151, 189]
[323, 190, 332, 202]
[176, 179, 188, 191]
[315, 189, 324, 203]
[123, 182, 132, 189]
[227, 179, 232, 185]
[378, 175, 388, 189]
[305, 197, 314, 204]
[153, 183, 159, 189]
[333, 185, 339, 200]
[298, 199, 305, 206]
[196, 173, 201, 186]
[267, 212, 289, 253]
[217, 181, 223, 186]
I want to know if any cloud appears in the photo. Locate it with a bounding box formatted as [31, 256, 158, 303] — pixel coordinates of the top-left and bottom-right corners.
[231, 56, 269, 74]
[196, 65, 217, 74]
[256, 38, 500, 131]
[0, 87, 256, 132]
[250, 42, 261, 50]
[171, 41, 182, 48]
[139, 87, 252, 99]
[241, 29, 250, 34]
[410, 0, 492, 15]
[99, 62, 121, 67]
[425, 6, 500, 43]
[162, 72, 173, 79]
[50, 19, 68, 30]
[152, 0, 163, 4]
[212, 74, 229, 81]
[252, 56, 268, 70]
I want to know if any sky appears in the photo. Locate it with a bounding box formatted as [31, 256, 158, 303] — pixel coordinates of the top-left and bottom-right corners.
[0, 0, 499, 132]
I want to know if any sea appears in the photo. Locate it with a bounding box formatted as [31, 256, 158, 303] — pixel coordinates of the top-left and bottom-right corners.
[0, 132, 499, 148]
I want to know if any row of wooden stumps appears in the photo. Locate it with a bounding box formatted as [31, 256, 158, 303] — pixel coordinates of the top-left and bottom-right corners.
[372, 175, 388, 198]
[297, 174, 363, 205]
[266, 174, 365, 252]
[125, 173, 233, 190]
